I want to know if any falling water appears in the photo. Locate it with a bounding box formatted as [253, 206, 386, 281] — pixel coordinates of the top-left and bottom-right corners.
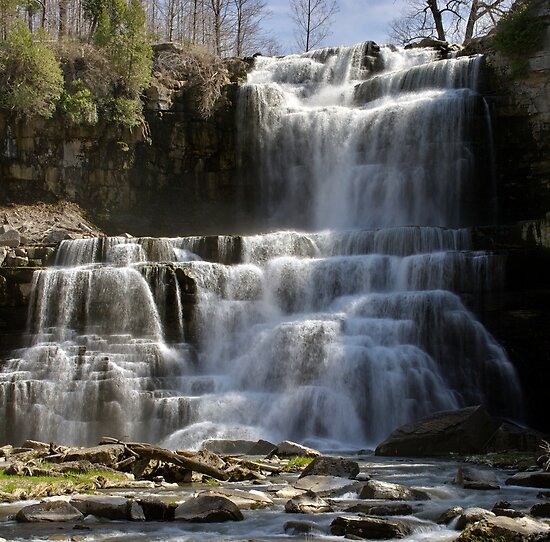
[0, 43, 522, 448]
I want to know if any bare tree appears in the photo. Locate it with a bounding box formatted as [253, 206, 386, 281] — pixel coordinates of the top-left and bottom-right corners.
[389, 0, 512, 45]
[290, 0, 338, 52]
[231, 0, 270, 56]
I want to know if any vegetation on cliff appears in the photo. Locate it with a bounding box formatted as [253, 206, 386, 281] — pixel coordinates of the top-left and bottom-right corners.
[493, 0, 546, 77]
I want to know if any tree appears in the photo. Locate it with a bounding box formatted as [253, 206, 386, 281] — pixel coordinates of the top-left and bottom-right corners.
[0, 21, 63, 117]
[232, 0, 269, 56]
[290, 0, 338, 53]
[389, 0, 512, 45]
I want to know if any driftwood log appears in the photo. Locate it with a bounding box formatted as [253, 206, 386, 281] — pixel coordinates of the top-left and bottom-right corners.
[100, 438, 229, 481]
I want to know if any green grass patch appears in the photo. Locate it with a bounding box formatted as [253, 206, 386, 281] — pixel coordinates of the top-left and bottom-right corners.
[284, 456, 314, 471]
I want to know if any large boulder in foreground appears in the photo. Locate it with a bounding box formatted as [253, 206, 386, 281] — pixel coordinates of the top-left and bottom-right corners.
[456, 515, 550, 541]
[375, 406, 496, 457]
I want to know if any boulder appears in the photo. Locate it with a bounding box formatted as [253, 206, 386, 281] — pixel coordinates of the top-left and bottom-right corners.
[375, 405, 497, 456]
[248, 439, 277, 455]
[299, 456, 359, 479]
[487, 421, 549, 452]
[44, 229, 74, 243]
[345, 502, 413, 516]
[275, 486, 307, 499]
[200, 489, 273, 509]
[266, 440, 320, 458]
[531, 502, 550, 517]
[330, 515, 412, 539]
[16, 500, 83, 522]
[202, 438, 275, 455]
[174, 495, 244, 522]
[138, 497, 177, 521]
[62, 444, 126, 467]
[0, 247, 7, 266]
[70, 495, 144, 520]
[454, 465, 500, 490]
[0, 228, 21, 248]
[294, 475, 362, 497]
[456, 516, 550, 541]
[455, 507, 496, 530]
[505, 471, 550, 488]
[193, 449, 226, 471]
[21, 440, 50, 452]
[284, 520, 325, 535]
[437, 506, 464, 524]
[285, 491, 333, 514]
[203, 439, 258, 455]
[492, 500, 524, 518]
[359, 479, 430, 501]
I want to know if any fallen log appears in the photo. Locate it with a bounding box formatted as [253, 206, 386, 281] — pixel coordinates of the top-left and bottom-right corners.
[100, 438, 228, 481]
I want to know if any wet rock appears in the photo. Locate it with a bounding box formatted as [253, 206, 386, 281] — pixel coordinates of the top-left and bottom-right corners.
[330, 515, 412, 539]
[174, 495, 244, 522]
[16, 500, 83, 522]
[225, 464, 265, 481]
[0, 227, 21, 248]
[70, 495, 143, 520]
[194, 449, 226, 471]
[359, 479, 430, 501]
[267, 440, 321, 458]
[375, 405, 496, 456]
[346, 502, 413, 516]
[200, 489, 273, 509]
[487, 421, 549, 452]
[456, 515, 550, 541]
[505, 471, 550, 488]
[531, 502, 550, 517]
[284, 519, 325, 535]
[492, 500, 525, 518]
[62, 444, 126, 467]
[455, 507, 496, 530]
[275, 486, 307, 499]
[285, 491, 333, 513]
[203, 439, 258, 454]
[454, 465, 500, 490]
[137, 497, 177, 521]
[294, 475, 362, 497]
[299, 456, 359, 479]
[437, 506, 464, 524]
[248, 439, 276, 455]
[201, 438, 275, 455]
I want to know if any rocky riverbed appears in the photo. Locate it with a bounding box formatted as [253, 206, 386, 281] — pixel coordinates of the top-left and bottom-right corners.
[1, 434, 549, 542]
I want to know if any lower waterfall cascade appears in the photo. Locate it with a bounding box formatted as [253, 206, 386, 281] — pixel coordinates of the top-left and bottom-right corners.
[0, 43, 524, 449]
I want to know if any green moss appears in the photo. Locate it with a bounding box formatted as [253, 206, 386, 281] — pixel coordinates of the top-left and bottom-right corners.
[493, 3, 546, 78]
[464, 451, 538, 471]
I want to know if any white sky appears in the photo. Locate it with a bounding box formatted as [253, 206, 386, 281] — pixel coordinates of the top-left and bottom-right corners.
[262, 0, 408, 54]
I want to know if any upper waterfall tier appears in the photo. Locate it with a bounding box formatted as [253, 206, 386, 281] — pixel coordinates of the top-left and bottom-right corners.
[238, 43, 490, 231]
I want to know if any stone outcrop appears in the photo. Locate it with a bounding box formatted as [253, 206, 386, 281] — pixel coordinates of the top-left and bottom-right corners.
[330, 515, 412, 539]
[174, 494, 244, 522]
[16, 500, 83, 522]
[375, 405, 497, 457]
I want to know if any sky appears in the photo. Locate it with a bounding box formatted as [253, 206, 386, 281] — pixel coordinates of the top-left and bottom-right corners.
[262, 0, 407, 54]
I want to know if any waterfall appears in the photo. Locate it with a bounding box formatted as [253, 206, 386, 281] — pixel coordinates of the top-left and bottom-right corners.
[0, 43, 522, 449]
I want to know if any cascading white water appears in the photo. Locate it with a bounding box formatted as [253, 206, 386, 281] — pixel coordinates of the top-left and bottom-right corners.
[0, 43, 522, 448]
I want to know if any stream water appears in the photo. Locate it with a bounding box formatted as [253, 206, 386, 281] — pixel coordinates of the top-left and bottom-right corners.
[0, 454, 545, 541]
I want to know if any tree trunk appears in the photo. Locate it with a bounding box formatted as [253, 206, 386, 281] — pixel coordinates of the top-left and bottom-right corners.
[59, 0, 68, 36]
[305, 0, 312, 51]
[463, 0, 479, 44]
[427, 0, 446, 41]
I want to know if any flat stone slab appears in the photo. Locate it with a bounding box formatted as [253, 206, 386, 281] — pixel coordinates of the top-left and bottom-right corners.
[70, 495, 144, 520]
[16, 501, 83, 522]
[294, 475, 362, 497]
